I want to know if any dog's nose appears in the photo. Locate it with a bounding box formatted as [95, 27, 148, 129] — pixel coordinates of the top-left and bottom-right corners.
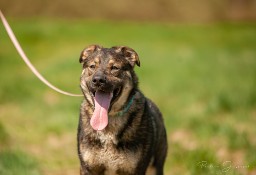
[92, 73, 106, 86]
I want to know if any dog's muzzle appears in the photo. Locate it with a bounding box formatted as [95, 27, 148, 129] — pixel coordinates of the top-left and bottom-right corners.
[92, 72, 107, 88]
[88, 71, 122, 131]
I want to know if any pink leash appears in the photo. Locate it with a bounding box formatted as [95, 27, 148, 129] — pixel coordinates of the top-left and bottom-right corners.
[0, 10, 83, 97]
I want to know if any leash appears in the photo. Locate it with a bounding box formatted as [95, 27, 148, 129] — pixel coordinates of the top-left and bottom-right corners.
[0, 10, 83, 97]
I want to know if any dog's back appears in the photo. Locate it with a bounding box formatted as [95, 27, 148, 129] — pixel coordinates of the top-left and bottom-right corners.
[144, 98, 168, 175]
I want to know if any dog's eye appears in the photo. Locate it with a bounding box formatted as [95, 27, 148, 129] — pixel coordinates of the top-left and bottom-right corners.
[111, 66, 119, 71]
[89, 64, 95, 69]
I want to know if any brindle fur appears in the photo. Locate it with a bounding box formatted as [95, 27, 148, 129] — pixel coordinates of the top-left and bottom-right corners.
[78, 45, 167, 175]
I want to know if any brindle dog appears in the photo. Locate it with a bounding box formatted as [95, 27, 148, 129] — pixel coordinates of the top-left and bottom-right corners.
[77, 45, 167, 175]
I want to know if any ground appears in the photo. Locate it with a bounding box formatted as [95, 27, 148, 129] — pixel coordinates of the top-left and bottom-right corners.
[0, 19, 256, 175]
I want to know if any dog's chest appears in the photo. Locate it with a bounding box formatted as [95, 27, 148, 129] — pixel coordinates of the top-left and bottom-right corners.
[81, 132, 141, 174]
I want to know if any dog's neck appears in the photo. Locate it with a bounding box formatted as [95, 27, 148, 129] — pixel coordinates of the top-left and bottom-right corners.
[109, 93, 136, 117]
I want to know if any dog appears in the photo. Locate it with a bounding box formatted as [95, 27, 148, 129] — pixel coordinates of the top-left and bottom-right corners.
[77, 45, 167, 175]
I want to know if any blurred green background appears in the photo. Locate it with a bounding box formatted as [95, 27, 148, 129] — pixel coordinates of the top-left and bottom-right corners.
[0, 1, 256, 175]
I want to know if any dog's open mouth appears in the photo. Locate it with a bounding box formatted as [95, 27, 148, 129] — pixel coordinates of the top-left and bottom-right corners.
[90, 87, 122, 131]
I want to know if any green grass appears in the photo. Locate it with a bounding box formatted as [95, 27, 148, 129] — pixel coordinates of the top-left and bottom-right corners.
[0, 150, 40, 175]
[1, 19, 256, 175]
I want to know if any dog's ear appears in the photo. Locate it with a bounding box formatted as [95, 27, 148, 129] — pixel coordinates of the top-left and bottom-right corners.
[113, 46, 140, 67]
[79, 45, 101, 63]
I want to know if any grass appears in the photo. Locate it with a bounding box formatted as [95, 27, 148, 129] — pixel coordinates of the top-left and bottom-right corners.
[0, 150, 40, 175]
[0, 18, 256, 174]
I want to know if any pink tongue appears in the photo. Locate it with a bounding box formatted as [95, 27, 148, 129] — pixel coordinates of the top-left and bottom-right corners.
[90, 91, 112, 131]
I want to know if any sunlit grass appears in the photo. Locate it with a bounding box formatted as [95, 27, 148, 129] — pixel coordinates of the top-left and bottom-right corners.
[0, 19, 256, 174]
[0, 150, 40, 175]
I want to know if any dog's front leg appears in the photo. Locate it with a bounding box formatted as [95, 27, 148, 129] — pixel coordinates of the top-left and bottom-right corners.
[80, 163, 93, 175]
[80, 166, 90, 175]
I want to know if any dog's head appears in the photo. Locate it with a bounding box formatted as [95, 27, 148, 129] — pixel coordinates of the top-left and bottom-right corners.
[79, 45, 140, 131]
